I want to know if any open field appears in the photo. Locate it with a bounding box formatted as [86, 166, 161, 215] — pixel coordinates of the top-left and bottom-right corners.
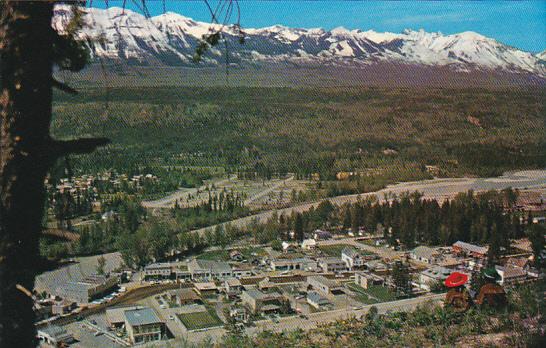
[176, 308, 223, 331]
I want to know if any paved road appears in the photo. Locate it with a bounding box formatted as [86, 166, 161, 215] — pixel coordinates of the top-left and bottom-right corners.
[244, 175, 294, 206]
[187, 169, 546, 237]
[141, 175, 236, 209]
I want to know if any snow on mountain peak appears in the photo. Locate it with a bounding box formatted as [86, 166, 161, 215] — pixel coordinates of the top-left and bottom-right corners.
[52, 6, 545, 76]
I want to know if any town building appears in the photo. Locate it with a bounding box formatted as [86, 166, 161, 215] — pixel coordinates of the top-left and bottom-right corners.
[364, 260, 388, 273]
[341, 247, 364, 269]
[270, 258, 305, 271]
[229, 307, 249, 322]
[124, 307, 165, 344]
[418, 266, 452, 291]
[193, 282, 219, 297]
[106, 306, 144, 328]
[354, 271, 384, 289]
[54, 274, 118, 304]
[452, 241, 488, 259]
[307, 275, 343, 298]
[301, 238, 317, 250]
[187, 259, 233, 280]
[313, 230, 332, 241]
[230, 250, 243, 261]
[37, 326, 75, 347]
[51, 299, 77, 315]
[410, 246, 441, 265]
[241, 288, 285, 314]
[307, 291, 332, 310]
[224, 278, 244, 297]
[495, 265, 528, 286]
[143, 263, 173, 280]
[318, 257, 347, 273]
[167, 288, 201, 306]
[282, 241, 298, 253]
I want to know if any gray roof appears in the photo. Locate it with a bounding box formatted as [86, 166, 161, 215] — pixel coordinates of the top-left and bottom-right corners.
[125, 308, 162, 326]
[453, 241, 488, 254]
[37, 325, 73, 340]
[420, 266, 452, 280]
[244, 288, 281, 300]
[35, 252, 123, 293]
[307, 291, 330, 305]
[307, 275, 338, 288]
[144, 263, 172, 270]
[188, 259, 232, 273]
[411, 246, 439, 259]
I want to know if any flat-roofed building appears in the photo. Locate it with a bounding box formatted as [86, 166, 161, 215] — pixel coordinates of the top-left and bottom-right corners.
[143, 263, 173, 280]
[354, 271, 384, 289]
[54, 274, 118, 304]
[418, 266, 452, 291]
[37, 326, 75, 347]
[187, 259, 232, 280]
[307, 291, 332, 309]
[307, 275, 343, 298]
[193, 282, 219, 296]
[410, 246, 441, 265]
[106, 306, 144, 328]
[241, 288, 284, 314]
[124, 307, 165, 344]
[495, 265, 528, 286]
[452, 241, 488, 259]
[318, 257, 347, 273]
[270, 258, 305, 271]
[167, 288, 201, 306]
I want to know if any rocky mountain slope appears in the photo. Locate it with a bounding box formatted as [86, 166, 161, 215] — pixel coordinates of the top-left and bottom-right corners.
[53, 6, 546, 78]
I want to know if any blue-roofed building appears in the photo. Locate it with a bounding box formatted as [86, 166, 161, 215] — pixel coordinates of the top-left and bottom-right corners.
[124, 307, 165, 344]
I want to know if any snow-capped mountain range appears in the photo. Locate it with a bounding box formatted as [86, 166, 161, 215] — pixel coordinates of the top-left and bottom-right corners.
[53, 6, 546, 77]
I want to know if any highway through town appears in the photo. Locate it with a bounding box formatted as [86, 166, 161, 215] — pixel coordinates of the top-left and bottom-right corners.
[186, 169, 546, 237]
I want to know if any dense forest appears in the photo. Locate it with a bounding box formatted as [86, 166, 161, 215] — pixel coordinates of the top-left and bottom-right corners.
[52, 87, 546, 181]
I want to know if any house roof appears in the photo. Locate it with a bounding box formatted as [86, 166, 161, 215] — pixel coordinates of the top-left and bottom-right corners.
[420, 266, 452, 280]
[106, 306, 144, 324]
[496, 265, 527, 279]
[144, 263, 172, 270]
[319, 257, 345, 264]
[506, 257, 529, 269]
[194, 282, 218, 290]
[169, 288, 200, 300]
[453, 241, 488, 255]
[188, 259, 232, 273]
[38, 325, 74, 341]
[411, 246, 439, 260]
[244, 288, 282, 301]
[307, 291, 330, 305]
[124, 308, 162, 327]
[307, 275, 338, 288]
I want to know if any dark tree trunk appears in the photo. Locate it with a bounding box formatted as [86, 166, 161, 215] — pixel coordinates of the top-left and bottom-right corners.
[0, 2, 55, 346]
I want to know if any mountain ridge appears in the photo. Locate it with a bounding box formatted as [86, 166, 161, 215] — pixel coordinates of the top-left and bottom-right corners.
[53, 6, 546, 78]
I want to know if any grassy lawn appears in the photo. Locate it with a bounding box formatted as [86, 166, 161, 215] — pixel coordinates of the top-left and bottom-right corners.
[176, 308, 223, 331]
[347, 283, 396, 304]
